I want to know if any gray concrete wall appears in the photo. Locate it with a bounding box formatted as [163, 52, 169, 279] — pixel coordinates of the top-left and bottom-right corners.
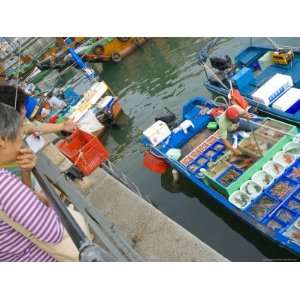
[42, 139, 228, 262]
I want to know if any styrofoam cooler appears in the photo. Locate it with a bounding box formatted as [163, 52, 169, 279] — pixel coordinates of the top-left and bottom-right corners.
[143, 121, 171, 146]
[272, 88, 300, 111]
[251, 73, 293, 106]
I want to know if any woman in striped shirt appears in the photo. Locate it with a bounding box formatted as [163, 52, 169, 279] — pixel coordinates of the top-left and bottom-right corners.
[0, 104, 64, 261]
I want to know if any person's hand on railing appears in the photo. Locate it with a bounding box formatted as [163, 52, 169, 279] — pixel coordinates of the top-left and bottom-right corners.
[16, 147, 37, 172]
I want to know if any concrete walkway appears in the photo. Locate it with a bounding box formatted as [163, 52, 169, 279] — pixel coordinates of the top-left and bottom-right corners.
[41, 138, 228, 262]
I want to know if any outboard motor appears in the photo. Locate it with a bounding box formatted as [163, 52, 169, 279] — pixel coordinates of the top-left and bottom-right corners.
[209, 55, 232, 71]
[155, 107, 176, 128]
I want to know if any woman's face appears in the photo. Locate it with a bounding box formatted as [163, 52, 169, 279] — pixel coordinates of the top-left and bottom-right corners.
[0, 128, 23, 164]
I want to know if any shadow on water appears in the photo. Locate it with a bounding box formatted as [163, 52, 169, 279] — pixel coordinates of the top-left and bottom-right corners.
[100, 37, 300, 261]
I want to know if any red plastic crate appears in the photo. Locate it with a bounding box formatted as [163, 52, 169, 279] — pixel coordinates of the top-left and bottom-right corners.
[58, 129, 109, 176]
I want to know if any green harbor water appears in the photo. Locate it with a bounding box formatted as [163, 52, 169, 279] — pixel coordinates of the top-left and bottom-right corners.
[39, 38, 300, 261]
[100, 38, 300, 261]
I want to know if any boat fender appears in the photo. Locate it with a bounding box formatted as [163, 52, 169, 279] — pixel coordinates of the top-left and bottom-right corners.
[166, 148, 182, 161]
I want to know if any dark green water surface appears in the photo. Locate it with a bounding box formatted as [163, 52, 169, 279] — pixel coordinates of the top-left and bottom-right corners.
[100, 37, 300, 261]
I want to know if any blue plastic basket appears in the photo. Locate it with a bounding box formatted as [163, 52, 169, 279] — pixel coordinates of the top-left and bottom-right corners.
[216, 165, 243, 187]
[292, 189, 300, 202]
[273, 207, 298, 226]
[284, 159, 300, 184]
[264, 217, 286, 233]
[264, 177, 298, 202]
[246, 192, 279, 222]
[284, 197, 300, 214]
[194, 155, 208, 168]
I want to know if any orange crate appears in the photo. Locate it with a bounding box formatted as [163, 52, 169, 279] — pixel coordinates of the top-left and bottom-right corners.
[58, 129, 109, 176]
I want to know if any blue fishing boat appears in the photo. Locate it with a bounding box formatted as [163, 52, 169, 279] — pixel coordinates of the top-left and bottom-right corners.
[202, 41, 300, 126]
[142, 96, 300, 257]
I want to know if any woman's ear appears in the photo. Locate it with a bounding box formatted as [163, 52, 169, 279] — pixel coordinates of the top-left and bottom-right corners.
[0, 137, 5, 149]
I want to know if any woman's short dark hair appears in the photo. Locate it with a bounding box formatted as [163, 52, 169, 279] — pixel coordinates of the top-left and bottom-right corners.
[0, 103, 21, 141]
[0, 84, 28, 113]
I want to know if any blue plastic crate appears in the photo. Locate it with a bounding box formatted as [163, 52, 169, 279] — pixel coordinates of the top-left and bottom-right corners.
[194, 155, 208, 168]
[246, 193, 279, 221]
[264, 217, 286, 233]
[273, 207, 297, 226]
[216, 165, 243, 187]
[284, 159, 300, 183]
[285, 197, 300, 214]
[292, 189, 300, 202]
[264, 178, 298, 202]
[187, 163, 199, 174]
[203, 148, 217, 161]
[212, 141, 225, 152]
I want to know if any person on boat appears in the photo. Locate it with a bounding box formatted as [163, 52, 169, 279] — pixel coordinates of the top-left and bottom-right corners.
[0, 104, 64, 261]
[215, 104, 254, 155]
[0, 84, 77, 188]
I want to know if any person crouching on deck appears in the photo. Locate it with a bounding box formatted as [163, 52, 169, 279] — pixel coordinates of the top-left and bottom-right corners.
[215, 105, 255, 155]
[0, 104, 64, 261]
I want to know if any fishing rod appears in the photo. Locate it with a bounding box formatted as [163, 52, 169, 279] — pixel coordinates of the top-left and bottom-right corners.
[31, 164, 116, 262]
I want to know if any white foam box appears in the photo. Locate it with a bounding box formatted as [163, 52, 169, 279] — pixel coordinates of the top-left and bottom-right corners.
[143, 121, 171, 146]
[251, 73, 293, 106]
[272, 88, 300, 111]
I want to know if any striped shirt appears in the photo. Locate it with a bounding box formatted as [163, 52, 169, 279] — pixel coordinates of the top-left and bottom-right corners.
[0, 168, 64, 262]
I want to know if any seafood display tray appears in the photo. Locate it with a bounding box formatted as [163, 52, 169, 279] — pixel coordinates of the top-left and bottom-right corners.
[264, 177, 298, 202]
[185, 140, 225, 174]
[216, 165, 243, 187]
[284, 158, 300, 184]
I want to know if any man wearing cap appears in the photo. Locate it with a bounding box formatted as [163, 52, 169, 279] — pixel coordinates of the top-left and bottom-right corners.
[216, 104, 253, 155]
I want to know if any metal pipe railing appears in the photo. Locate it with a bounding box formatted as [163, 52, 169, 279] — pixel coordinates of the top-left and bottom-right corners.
[32, 165, 115, 262]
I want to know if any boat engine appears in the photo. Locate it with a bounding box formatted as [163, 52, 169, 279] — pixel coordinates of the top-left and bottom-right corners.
[209, 55, 232, 71]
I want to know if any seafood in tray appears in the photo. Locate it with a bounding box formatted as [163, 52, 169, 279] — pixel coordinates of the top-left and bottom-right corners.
[196, 157, 207, 166]
[229, 191, 251, 209]
[267, 180, 296, 201]
[287, 199, 300, 213]
[263, 161, 284, 177]
[273, 152, 295, 167]
[188, 164, 198, 173]
[266, 219, 283, 232]
[286, 165, 300, 181]
[283, 225, 300, 245]
[248, 196, 278, 220]
[241, 180, 262, 198]
[204, 149, 216, 159]
[252, 170, 273, 188]
[293, 217, 300, 230]
[213, 143, 224, 152]
[218, 167, 241, 187]
[276, 209, 295, 224]
[284, 142, 300, 156]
